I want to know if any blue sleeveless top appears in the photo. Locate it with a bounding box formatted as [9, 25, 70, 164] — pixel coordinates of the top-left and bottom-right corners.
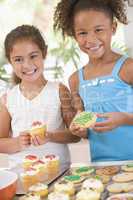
[78, 55, 133, 162]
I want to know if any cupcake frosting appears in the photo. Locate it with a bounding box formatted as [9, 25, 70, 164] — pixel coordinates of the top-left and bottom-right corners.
[23, 155, 38, 162]
[29, 183, 48, 192]
[48, 192, 69, 200]
[43, 154, 59, 162]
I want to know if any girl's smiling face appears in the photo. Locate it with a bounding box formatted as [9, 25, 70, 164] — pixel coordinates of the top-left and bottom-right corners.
[74, 9, 117, 60]
[10, 39, 45, 83]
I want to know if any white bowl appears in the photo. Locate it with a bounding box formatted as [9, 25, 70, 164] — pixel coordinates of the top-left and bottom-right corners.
[0, 170, 18, 200]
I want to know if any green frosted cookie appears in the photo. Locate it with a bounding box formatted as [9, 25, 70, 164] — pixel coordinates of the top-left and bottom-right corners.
[73, 111, 97, 128]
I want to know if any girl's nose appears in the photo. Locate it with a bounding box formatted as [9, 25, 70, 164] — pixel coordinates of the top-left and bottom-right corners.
[86, 32, 98, 43]
[22, 58, 34, 69]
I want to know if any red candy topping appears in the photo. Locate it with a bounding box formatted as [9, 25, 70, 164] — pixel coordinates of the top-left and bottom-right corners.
[25, 155, 37, 160]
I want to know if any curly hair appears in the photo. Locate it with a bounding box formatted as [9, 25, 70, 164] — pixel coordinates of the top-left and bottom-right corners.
[54, 0, 128, 37]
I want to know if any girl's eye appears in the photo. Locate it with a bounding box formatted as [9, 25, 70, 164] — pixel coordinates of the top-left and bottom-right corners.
[30, 54, 38, 59]
[14, 57, 22, 63]
[78, 32, 87, 36]
[95, 28, 103, 33]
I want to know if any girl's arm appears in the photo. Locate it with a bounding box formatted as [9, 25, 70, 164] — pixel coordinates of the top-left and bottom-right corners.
[47, 83, 81, 143]
[0, 97, 30, 153]
[49, 83, 80, 143]
[69, 72, 88, 138]
[0, 97, 20, 153]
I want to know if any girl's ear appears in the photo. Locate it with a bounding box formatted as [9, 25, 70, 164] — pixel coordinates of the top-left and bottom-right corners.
[112, 20, 117, 35]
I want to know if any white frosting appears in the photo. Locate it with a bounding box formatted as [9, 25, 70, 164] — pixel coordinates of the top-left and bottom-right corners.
[29, 183, 48, 191]
[31, 124, 46, 130]
[76, 189, 100, 200]
[21, 169, 38, 177]
[54, 182, 74, 191]
[48, 192, 69, 200]
[82, 178, 104, 192]
[20, 194, 41, 200]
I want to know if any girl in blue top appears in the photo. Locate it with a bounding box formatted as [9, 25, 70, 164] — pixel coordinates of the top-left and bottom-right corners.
[54, 0, 133, 162]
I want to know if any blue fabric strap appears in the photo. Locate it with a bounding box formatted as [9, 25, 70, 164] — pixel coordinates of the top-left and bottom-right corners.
[112, 55, 128, 78]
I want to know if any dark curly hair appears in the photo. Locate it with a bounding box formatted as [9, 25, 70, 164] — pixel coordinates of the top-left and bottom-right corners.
[54, 0, 128, 37]
[4, 25, 47, 84]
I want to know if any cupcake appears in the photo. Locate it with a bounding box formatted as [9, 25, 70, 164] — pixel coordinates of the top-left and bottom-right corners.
[19, 193, 41, 200]
[30, 121, 46, 140]
[20, 168, 39, 192]
[76, 189, 100, 200]
[29, 183, 48, 198]
[22, 155, 38, 171]
[43, 154, 60, 176]
[82, 178, 104, 193]
[32, 160, 48, 182]
[48, 192, 70, 200]
[54, 182, 75, 196]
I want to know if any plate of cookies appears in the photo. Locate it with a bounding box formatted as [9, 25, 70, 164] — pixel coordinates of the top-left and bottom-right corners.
[17, 161, 133, 200]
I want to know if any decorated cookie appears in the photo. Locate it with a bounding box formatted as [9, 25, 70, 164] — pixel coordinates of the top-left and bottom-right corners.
[121, 163, 133, 172]
[107, 182, 133, 193]
[106, 193, 133, 200]
[72, 111, 97, 128]
[76, 189, 100, 200]
[64, 175, 84, 184]
[82, 178, 104, 193]
[72, 166, 95, 176]
[96, 166, 119, 176]
[112, 172, 133, 183]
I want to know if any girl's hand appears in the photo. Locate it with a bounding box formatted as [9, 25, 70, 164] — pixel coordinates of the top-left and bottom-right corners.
[93, 112, 127, 133]
[18, 132, 31, 150]
[31, 132, 50, 146]
[70, 122, 87, 138]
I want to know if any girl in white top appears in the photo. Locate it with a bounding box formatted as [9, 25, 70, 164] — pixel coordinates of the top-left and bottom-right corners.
[0, 25, 79, 166]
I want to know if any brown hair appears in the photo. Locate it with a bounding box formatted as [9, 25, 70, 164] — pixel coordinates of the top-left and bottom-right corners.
[54, 0, 128, 37]
[4, 24, 47, 84]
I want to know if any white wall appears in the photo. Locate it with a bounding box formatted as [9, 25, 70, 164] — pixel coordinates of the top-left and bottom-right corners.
[124, 6, 133, 56]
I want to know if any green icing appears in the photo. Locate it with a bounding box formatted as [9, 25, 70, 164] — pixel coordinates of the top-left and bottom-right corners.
[64, 175, 81, 181]
[76, 166, 94, 173]
[94, 175, 100, 180]
[73, 112, 94, 125]
[127, 163, 133, 168]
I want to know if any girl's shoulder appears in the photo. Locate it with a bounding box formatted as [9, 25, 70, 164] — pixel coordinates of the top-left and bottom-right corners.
[120, 56, 133, 85]
[69, 70, 80, 92]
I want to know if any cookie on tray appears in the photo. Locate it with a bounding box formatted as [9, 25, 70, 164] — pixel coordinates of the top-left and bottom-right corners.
[106, 193, 133, 200]
[63, 175, 84, 184]
[48, 192, 70, 200]
[82, 178, 104, 193]
[54, 182, 75, 196]
[72, 166, 95, 176]
[76, 189, 100, 200]
[112, 172, 133, 183]
[96, 166, 119, 176]
[121, 163, 133, 172]
[93, 174, 111, 184]
[107, 182, 133, 193]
